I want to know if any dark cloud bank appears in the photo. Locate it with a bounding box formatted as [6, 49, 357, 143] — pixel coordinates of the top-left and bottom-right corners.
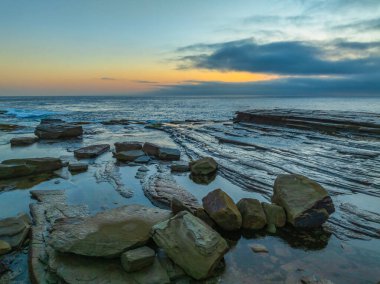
[158, 38, 380, 97]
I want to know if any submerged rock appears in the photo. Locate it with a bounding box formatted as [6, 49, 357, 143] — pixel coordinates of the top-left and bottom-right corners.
[49, 204, 172, 257]
[35, 119, 83, 139]
[151, 211, 229, 280]
[68, 163, 88, 173]
[114, 141, 143, 152]
[272, 174, 335, 228]
[202, 189, 242, 231]
[0, 213, 30, 249]
[262, 203, 286, 232]
[121, 246, 155, 272]
[190, 157, 218, 175]
[114, 150, 146, 162]
[0, 157, 62, 179]
[0, 123, 23, 132]
[74, 144, 110, 159]
[237, 198, 267, 230]
[10, 136, 38, 146]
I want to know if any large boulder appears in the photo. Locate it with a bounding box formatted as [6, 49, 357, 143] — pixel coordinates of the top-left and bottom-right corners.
[49, 205, 172, 257]
[151, 211, 229, 280]
[0, 213, 31, 249]
[35, 119, 83, 139]
[0, 158, 63, 179]
[74, 144, 110, 159]
[202, 189, 242, 231]
[237, 198, 267, 230]
[272, 174, 335, 228]
[190, 157, 218, 175]
[10, 136, 38, 146]
[114, 141, 143, 152]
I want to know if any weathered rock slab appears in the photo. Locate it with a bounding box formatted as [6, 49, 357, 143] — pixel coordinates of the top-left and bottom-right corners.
[74, 144, 110, 159]
[68, 163, 88, 172]
[272, 174, 335, 228]
[121, 246, 155, 272]
[114, 150, 146, 162]
[35, 119, 83, 139]
[0, 213, 30, 249]
[202, 188, 242, 231]
[10, 136, 38, 146]
[151, 211, 229, 280]
[158, 147, 180, 161]
[0, 158, 62, 179]
[237, 198, 267, 230]
[115, 141, 143, 152]
[49, 204, 172, 257]
[171, 161, 190, 172]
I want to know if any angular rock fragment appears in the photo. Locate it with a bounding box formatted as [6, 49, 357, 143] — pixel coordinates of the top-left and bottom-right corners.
[262, 203, 286, 231]
[114, 150, 146, 162]
[151, 211, 229, 280]
[190, 157, 218, 175]
[74, 144, 110, 159]
[0, 157, 63, 179]
[68, 163, 88, 173]
[49, 205, 172, 257]
[114, 141, 143, 152]
[10, 136, 38, 146]
[272, 174, 335, 228]
[143, 173, 199, 209]
[202, 188, 242, 231]
[121, 246, 155, 272]
[237, 198, 267, 230]
[0, 213, 30, 249]
[35, 119, 83, 139]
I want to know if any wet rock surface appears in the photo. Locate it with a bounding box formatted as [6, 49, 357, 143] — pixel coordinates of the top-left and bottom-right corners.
[49, 204, 172, 257]
[35, 119, 83, 139]
[121, 246, 155, 272]
[0, 157, 62, 179]
[74, 144, 110, 158]
[10, 136, 38, 146]
[151, 211, 229, 280]
[272, 174, 335, 228]
[114, 150, 146, 162]
[0, 214, 30, 249]
[170, 161, 190, 172]
[114, 141, 143, 152]
[202, 188, 242, 231]
[68, 162, 88, 172]
[237, 198, 267, 230]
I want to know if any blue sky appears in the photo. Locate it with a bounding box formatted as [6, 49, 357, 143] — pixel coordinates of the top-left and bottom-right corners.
[0, 0, 379, 96]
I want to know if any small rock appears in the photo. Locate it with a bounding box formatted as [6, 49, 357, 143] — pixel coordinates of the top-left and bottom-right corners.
[121, 246, 155, 272]
[158, 147, 180, 161]
[0, 240, 11, 255]
[202, 188, 242, 231]
[114, 150, 145, 162]
[151, 211, 229, 280]
[262, 203, 286, 231]
[68, 163, 88, 173]
[171, 161, 190, 173]
[237, 198, 267, 230]
[10, 136, 38, 146]
[190, 157, 218, 175]
[74, 144, 110, 159]
[249, 244, 268, 253]
[114, 141, 143, 152]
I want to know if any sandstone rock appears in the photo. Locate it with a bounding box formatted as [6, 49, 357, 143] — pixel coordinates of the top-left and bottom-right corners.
[237, 198, 267, 230]
[0, 157, 62, 179]
[10, 136, 38, 146]
[158, 147, 180, 161]
[0, 240, 11, 255]
[35, 119, 83, 139]
[49, 205, 172, 257]
[114, 150, 146, 162]
[142, 142, 160, 156]
[272, 174, 335, 228]
[114, 141, 143, 152]
[151, 211, 229, 280]
[190, 157, 218, 175]
[202, 189, 242, 231]
[68, 163, 88, 172]
[170, 161, 190, 172]
[74, 144, 110, 159]
[0, 213, 31, 248]
[143, 173, 199, 209]
[121, 246, 155, 272]
[262, 203, 286, 231]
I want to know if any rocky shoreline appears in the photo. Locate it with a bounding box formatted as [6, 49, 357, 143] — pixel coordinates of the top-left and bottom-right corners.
[0, 109, 380, 283]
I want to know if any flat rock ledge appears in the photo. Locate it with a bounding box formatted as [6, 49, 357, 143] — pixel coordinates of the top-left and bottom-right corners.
[74, 144, 110, 159]
[34, 119, 83, 139]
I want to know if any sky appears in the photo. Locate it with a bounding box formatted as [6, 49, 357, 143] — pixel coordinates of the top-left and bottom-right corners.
[0, 0, 379, 96]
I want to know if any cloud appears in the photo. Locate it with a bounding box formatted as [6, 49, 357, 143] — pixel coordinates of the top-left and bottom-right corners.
[331, 17, 380, 32]
[132, 80, 159, 84]
[100, 77, 117, 81]
[177, 38, 380, 76]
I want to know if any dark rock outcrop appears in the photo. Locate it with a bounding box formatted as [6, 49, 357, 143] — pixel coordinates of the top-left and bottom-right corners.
[35, 119, 83, 139]
[10, 136, 38, 146]
[74, 144, 110, 159]
[262, 203, 286, 233]
[237, 198, 267, 230]
[190, 157, 218, 175]
[114, 141, 143, 152]
[121, 246, 155, 272]
[272, 174, 335, 228]
[114, 150, 146, 162]
[68, 163, 88, 173]
[0, 158, 63, 179]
